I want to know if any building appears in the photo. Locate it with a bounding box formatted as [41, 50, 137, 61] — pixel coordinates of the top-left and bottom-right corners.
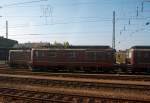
[0, 36, 18, 48]
[116, 50, 127, 64]
[0, 37, 18, 61]
[13, 42, 50, 49]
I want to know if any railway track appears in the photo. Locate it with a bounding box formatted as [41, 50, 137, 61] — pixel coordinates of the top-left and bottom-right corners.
[0, 66, 150, 102]
[0, 74, 149, 99]
[0, 73, 149, 91]
[0, 66, 150, 81]
[0, 87, 149, 103]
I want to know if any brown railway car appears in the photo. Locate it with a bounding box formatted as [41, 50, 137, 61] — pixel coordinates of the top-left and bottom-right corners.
[8, 50, 31, 68]
[127, 46, 150, 73]
[30, 46, 115, 72]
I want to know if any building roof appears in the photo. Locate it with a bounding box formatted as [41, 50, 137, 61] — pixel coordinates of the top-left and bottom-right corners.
[0, 37, 18, 48]
[13, 42, 50, 48]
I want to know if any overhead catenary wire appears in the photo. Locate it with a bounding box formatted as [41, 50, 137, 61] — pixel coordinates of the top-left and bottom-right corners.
[0, 19, 112, 29]
[118, 0, 150, 38]
[0, 1, 112, 9]
[0, 0, 149, 45]
[8, 31, 112, 36]
[1, 0, 48, 8]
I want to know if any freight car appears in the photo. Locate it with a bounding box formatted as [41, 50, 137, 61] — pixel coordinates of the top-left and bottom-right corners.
[30, 46, 116, 72]
[8, 50, 31, 68]
[127, 46, 150, 73]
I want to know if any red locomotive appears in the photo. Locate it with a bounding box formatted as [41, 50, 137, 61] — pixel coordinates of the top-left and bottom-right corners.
[127, 46, 150, 73]
[8, 50, 31, 68]
[30, 46, 115, 72]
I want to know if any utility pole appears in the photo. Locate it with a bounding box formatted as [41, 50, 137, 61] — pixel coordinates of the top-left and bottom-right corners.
[141, 2, 144, 12]
[112, 11, 115, 49]
[136, 6, 139, 17]
[6, 20, 8, 39]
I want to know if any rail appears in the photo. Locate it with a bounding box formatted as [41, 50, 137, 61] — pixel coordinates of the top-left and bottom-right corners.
[0, 88, 149, 103]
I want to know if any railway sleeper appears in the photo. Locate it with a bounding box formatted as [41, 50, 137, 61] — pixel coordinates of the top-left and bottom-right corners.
[0, 90, 150, 103]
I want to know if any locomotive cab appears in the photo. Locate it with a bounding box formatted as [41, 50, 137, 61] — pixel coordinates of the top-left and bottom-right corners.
[128, 46, 150, 73]
[8, 50, 31, 68]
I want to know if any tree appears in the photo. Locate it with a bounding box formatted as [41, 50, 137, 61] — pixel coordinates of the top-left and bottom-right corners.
[63, 41, 70, 48]
[52, 41, 70, 48]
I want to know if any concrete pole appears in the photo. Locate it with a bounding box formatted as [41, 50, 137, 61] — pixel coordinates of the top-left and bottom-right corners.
[6, 20, 8, 39]
[112, 11, 115, 49]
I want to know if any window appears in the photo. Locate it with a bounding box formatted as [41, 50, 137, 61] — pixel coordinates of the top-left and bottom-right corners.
[41, 51, 45, 57]
[34, 51, 39, 57]
[128, 52, 132, 58]
[34, 50, 45, 57]
[67, 51, 76, 58]
[96, 52, 106, 60]
[137, 52, 141, 58]
[87, 52, 96, 60]
[48, 51, 56, 57]
[107, 52, 112, 57]
[144, 52, 149, 58]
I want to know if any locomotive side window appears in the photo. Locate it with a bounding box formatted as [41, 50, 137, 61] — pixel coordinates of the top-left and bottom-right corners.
[107, 52, 112, 56]
[137, 52, 141, 58]
[136, 51, 141, 63]
[34, 50, 45, 57]
[41, 51, 45, 57]
[144, 52, 149, 58]
[34, 51, 38, 57]
[96, 52, 105, 60]
[66, 51, 76, 58]
[48, 51, 56, 57]
[87, 52, 96, 60]
[107, 52, 113, 59]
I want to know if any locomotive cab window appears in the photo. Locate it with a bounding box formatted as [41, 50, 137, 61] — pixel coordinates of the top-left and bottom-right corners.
[128, 51, 132, 58]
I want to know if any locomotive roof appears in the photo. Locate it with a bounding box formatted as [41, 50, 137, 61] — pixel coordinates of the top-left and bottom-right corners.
[9, 50, 30, 52]
[68, 45, 111, 49]
[32, 48, 113, 51]
[32, 48, 86, 50]
[131, 46, 150, 49]
[49, 45, 111, 49]
[31, 45, 113, 50]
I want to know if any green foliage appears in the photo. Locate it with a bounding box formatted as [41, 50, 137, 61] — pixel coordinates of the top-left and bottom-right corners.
[52, 41, 70, 48]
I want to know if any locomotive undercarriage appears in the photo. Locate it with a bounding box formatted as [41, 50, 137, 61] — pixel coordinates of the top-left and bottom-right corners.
[30, 65, 117, 73]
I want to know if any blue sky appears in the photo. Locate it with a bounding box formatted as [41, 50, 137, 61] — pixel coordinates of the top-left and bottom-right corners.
[0, 0, 150, 50]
